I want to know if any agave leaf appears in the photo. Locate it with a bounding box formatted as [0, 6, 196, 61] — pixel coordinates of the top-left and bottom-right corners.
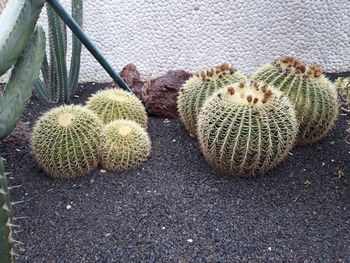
[0, 27, 46, 139]
[0, 0, 45, 76]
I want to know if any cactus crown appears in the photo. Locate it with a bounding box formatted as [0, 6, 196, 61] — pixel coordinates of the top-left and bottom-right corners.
[223, 81, 274, 107]
[195, 63, 238, 82]
[272, 57, 323, 78]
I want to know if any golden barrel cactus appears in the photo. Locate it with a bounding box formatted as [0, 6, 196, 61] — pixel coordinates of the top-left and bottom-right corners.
[86, 89, 147, 127]
[177, 64, 247, 135]
[197, 81, 298, 177]
[252, 57, 338, 145]
[99, 120, 151, 171]
[31, 105, 102, 178]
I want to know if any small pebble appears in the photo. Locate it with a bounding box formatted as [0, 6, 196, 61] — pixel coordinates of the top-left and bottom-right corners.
[187, 239, 193, 243]
[100, 169, 107, 174]
[303, 180, 312, 187]
[66, 205, 72, 210]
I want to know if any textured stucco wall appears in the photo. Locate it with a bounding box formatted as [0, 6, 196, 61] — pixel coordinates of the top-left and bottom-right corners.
[1, 0, 350, 82]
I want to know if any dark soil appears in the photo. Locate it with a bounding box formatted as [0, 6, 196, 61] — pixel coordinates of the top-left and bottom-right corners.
[1, 82, 349, 263]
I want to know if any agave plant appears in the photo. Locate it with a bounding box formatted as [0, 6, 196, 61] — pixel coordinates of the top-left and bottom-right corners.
[0, 0, 46, 261]
[35, 0, 83, 103]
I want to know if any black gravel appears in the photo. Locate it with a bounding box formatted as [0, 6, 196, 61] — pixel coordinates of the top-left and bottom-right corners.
[1, 82, 349, 263]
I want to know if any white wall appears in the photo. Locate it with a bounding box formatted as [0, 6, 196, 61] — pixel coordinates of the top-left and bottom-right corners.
[2, 0, 350, 82]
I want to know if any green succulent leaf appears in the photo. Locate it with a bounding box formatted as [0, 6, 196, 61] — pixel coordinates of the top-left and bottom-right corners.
[0, 27, 46, 139]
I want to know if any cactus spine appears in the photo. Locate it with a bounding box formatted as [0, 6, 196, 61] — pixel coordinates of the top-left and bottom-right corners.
[35, 0, 83, 103]
[0, 27, 46, 139]
[0, 0, 45, 76]
[197, 82, 298, 177]
[0, 158, 15, 263]
[86, 89, 148, 127]
[252, 57, 338, 145]
[178, 64, 247, 136]
[31, 105, 103, 178]
[99, 120, 151, 171]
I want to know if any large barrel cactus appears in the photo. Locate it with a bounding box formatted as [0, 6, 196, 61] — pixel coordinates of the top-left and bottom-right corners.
[99, 120, 151, 171]
[197, 81, 298, 177]
[0, 158, 15, 263]
[31, 105, 103, 178]
[252, 57, 338, 145]
[177, 64, 247, 136]
[86, 89, 148, 127]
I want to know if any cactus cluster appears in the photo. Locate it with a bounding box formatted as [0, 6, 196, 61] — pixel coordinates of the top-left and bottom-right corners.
[178, 64, 247, 135]
[99, 120, 151, 171]
[86, 89, 148, 127]
[252, 57, 338, 145]
[31, 105, 102, 178]
[31, 88, 151, 176]
[34, 0, 83, 103]
[197, 82, 298, 177]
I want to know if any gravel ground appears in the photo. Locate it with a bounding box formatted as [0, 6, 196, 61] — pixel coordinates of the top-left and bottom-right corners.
[0, 82, 349, 263]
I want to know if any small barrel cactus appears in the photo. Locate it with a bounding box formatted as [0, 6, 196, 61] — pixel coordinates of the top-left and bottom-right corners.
[197, 81, 298, 177]
[99, 120, 151, 171]
[0, 158, 15, 263]
[252, 57, 338, 145]
[86, 89, 147, 127]
[177, 64, 247, 136]
[31, 105, 102, 178]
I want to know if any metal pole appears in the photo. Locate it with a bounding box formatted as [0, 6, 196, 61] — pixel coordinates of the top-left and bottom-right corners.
[46, 0, 132, 93]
